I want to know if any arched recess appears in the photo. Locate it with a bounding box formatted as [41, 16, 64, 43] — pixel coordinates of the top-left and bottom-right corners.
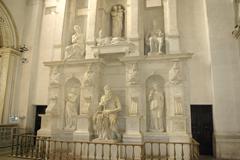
[145, 74, 166, 132]
[0, 0, 18, 48]
[64, 77, 81, 129]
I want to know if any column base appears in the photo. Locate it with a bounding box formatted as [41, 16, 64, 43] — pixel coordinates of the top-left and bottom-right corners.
[123, 116, 142, 143]
[37, 113, 59, 137]
[215, 133, 240, 159]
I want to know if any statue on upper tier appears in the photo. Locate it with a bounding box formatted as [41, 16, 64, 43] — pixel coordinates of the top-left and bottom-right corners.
[157, 30, 164, 53]
[111, 5, 124, 38]
[93, 85, 122, 142]
[145, 19, 165, 55]
[64, 25, 85, 60]
[147, 29, 164, 55]
[148, 83, 165, 131]
[96, 30, 105, 46]
[65, 87, 79, 129]
[96, 29, 111, 46]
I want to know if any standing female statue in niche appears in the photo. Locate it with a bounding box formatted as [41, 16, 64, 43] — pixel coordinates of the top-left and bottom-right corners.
[111, 5, 124, 38]
[148, 83, 165, 131]
[65, 88, 79, 129]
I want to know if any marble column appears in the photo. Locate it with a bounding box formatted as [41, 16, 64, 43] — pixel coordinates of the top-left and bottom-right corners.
[163, 0, 181, 53]
[0, 48, 20, 123]
[126, 0, 141, 56]
[85, 0, 98, 59]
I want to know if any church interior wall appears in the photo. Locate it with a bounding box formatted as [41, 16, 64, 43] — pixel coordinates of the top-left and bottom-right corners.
[177, 0, 213, 104]
[205, 0, 240, 158]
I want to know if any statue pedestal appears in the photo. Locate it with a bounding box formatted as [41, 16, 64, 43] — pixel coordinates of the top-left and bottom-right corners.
[61, 129, 75, 141]
[167, 116, 187, 133]
[92, 42, 132, 58]
[37, 114, 60, 137]
[73, 115, 91, 141]
[123, 116, 142, 143]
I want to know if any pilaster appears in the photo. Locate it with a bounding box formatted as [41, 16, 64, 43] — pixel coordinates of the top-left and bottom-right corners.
[85, 0, 98, 59]
[163, 0, 181, 53]
[0, 48, 20, 123]
[123, 62, 143, 143]
[126, 0, 141, 56]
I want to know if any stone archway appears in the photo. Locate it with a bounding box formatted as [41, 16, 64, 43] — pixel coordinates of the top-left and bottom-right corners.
[0, 1, 19, 123]
[0, 1, 18, 48]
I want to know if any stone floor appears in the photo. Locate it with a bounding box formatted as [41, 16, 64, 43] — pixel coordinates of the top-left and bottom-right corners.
[0, 148, 20, 160]
[200, 155, 216, 160]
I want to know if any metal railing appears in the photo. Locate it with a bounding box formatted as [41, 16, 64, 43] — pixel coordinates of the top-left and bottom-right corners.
[10, 134, 199, 160]
[0, 124, 19, 148]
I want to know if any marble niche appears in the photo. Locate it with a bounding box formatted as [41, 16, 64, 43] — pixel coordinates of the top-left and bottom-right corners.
[38, 0, 192, 147]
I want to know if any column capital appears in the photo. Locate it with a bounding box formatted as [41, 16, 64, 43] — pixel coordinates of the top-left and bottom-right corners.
[0, 47, 21, 56]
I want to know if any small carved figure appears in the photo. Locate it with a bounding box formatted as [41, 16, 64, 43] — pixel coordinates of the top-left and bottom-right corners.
[148, 83, 164, 131]
[96, 30, 105, 46]
[81, 96, 91, 114]
[157, 30, 164, 53]
[65, 88, 79, 129]
[46, 93, 58, 114]
[64, 25, 85, 60]
[93, 85, 121, 141]
[50, 67, 61, 85]
[129, 97, 138, 115]
[128, 63, 138, 85]
[169, 62, 182, 85]
[83, 65, 95, 87]
[174, 95, 184, 115]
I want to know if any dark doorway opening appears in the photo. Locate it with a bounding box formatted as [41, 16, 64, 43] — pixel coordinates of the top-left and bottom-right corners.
[191, 105, 213, 155]
[34, 105, 47, 135]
